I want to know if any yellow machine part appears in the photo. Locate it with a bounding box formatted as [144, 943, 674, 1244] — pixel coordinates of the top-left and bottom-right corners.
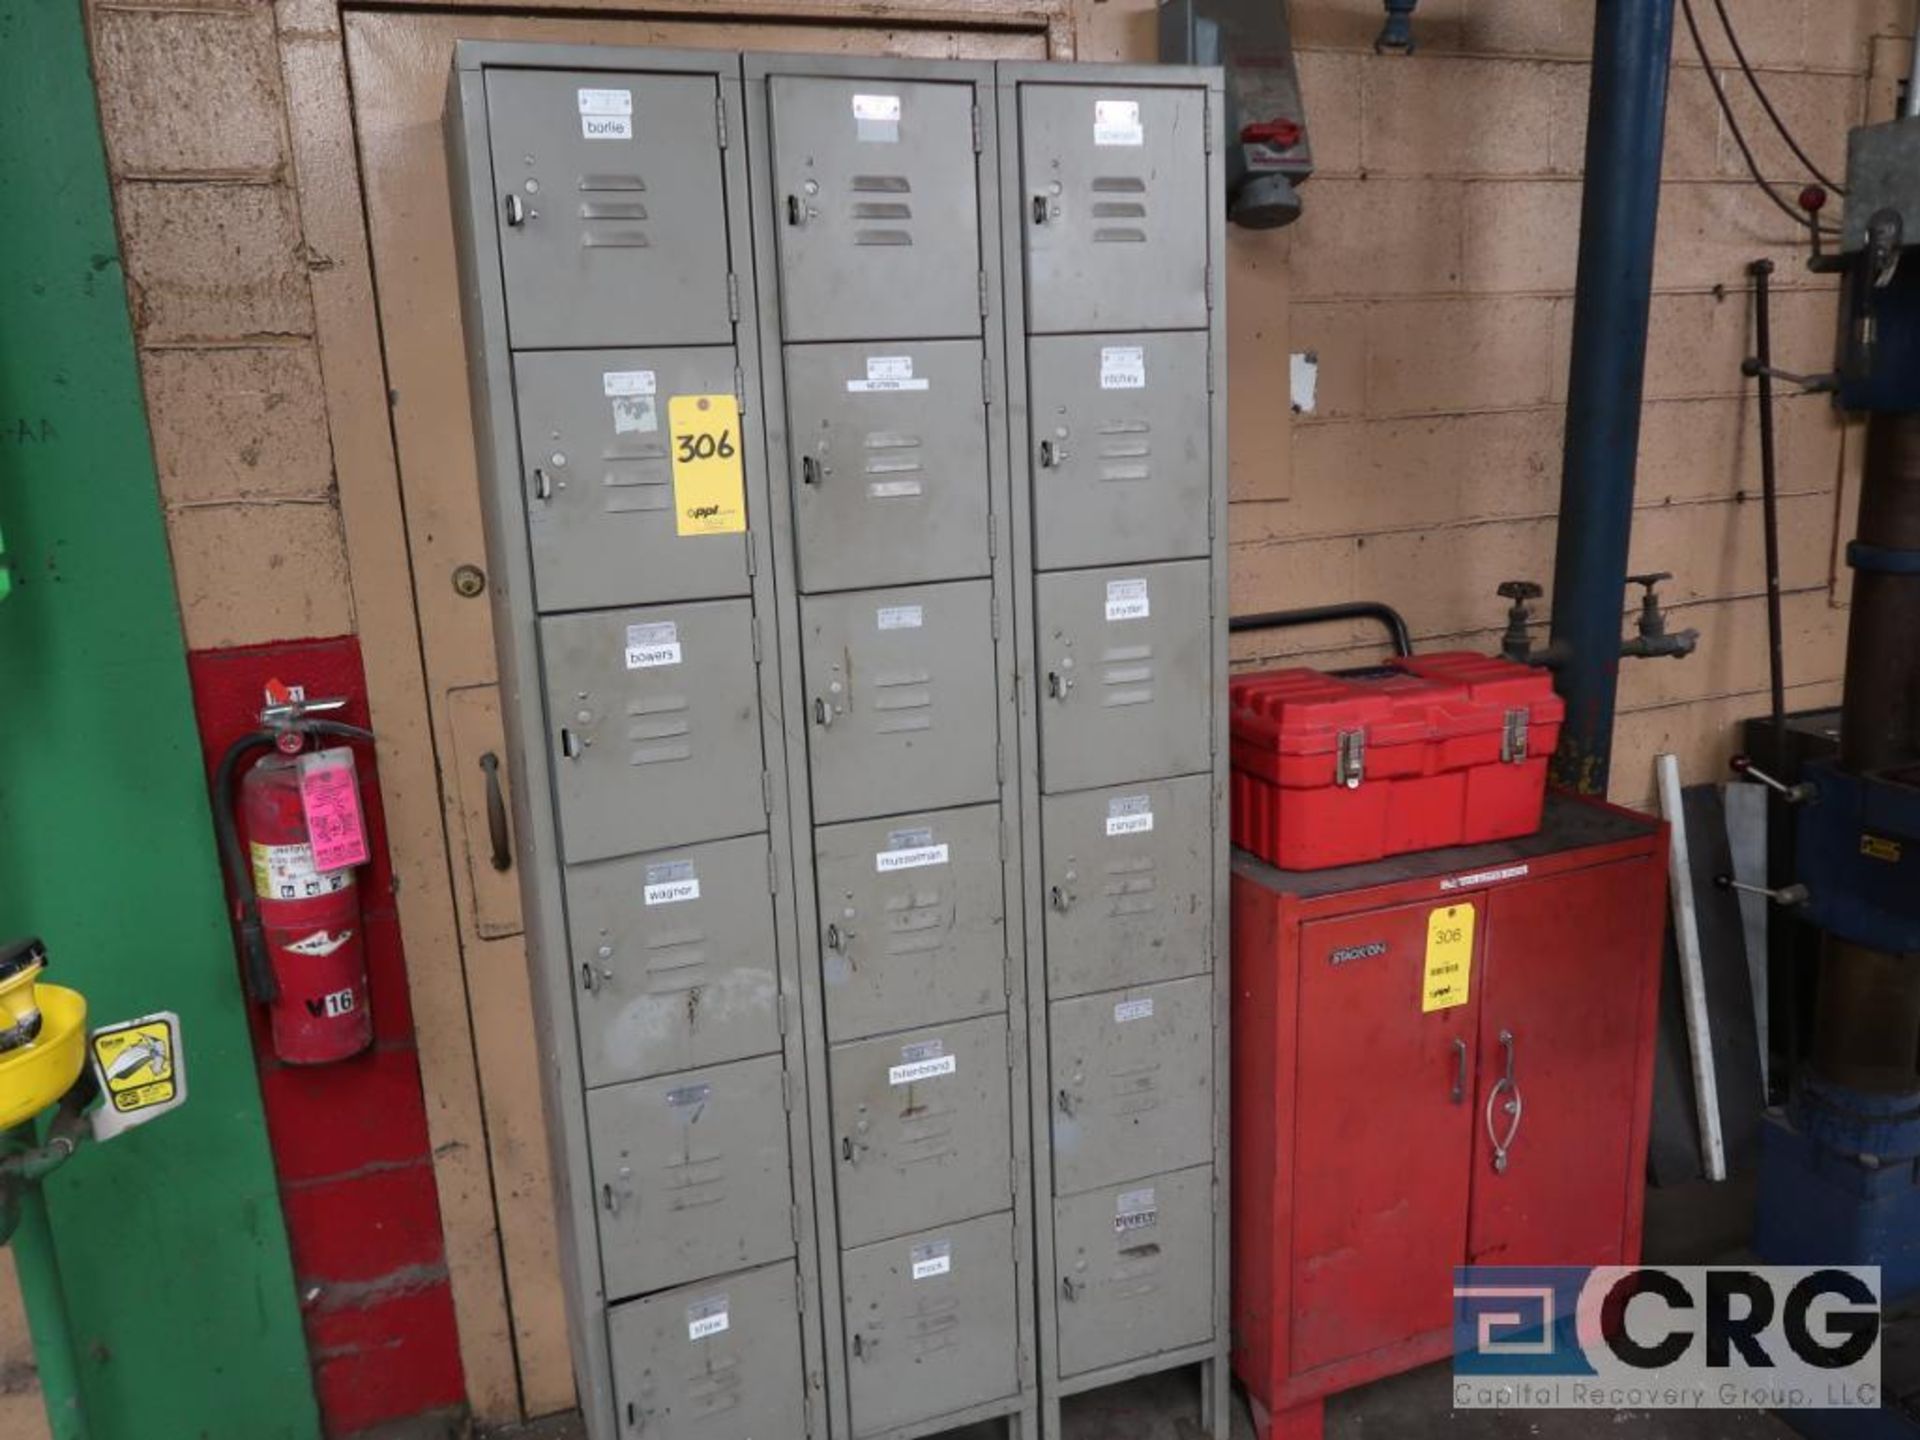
[0, 985, 88, 1131]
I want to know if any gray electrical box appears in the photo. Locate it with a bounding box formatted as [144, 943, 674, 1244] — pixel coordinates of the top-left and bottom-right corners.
[451, 44, 1223, 1440]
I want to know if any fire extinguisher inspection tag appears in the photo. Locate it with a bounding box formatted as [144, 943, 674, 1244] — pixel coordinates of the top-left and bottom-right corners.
[1422, 903, 1475, 1012]
[298, 748, 371, 873]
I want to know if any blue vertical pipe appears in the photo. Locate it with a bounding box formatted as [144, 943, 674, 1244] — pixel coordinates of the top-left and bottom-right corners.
[1547, 0, 1677, 794]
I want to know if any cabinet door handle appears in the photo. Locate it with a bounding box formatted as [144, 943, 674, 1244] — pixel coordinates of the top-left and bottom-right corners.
[503, 193, 526, 227]
[1485, 1029, 1523, 1173]
[479, 752, 511, 872]
[801, 454, 821, 486]
[1450, 1037, 1468, 1104]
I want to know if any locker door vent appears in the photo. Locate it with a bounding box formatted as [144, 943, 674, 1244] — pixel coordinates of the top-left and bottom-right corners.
[578, 171, 650, 249]
[1090, 175, 1148, 245]
[852, 174, 914, 247]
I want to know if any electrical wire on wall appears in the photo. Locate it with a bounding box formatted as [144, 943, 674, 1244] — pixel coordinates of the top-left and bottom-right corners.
[1678, 0, 1841, 235]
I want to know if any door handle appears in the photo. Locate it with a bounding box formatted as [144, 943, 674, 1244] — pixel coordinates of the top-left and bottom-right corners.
[786, 194, 809, 227]
[1039, 439, 1059, 469]
[1485, 1029, 1523, 1173]
[1057, 1087, 1075, 1116]
[1049, 883, 1073, 912]
[1031, 194, 1048, 225]
[813, 697, 834, 729]
[601, 1181, 620, 1216]
[503, 193, 526, 227]
[1061, 1276, 1081, 1302]
[1450, 1037, 1468, 1104]
[479, 752, 511, 872]
[801, 454, 821, 486]
[532, 467, 552, 503]
[561, 727, 584, 760]
[1047, 670, 1073, 700]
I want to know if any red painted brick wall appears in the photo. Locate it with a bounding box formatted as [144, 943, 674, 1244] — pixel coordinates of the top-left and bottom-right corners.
[187, 636, 465, 1436]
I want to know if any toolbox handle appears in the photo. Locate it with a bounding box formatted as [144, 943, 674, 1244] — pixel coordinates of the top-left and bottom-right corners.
[1229, 601, 1413, 658]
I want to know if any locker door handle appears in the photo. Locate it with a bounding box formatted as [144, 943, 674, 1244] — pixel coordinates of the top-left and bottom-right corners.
[1039, 439, 1059, 469]
[852, 1333, 873, 1361]
[813, 697, 833, 729]
[1450, 1037, 1468, 1104]
[786, 194, 808, 227]
[1047, 671, 1073, 700]
[1031, 194, 1048, 225]
[503, 193, 526, 227]
[1049, 884, 1073, 912]
[601, 1182, 620, 1216]
[479, 752, 511, 872]
[1061, 1276, 1081, 1302]
[1485, 1029, 1523, 1173]
[532, 467, 553, 503]
[801, 454, 821, 486]
[1057, 1087, 1075, 1116]
[561, 728, 584, 760]
[825, 922, 845, 953]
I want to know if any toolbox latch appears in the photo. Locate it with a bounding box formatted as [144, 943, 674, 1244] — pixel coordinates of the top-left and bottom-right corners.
[1501, 707, 1531, 763]
[1335, 728, 1366, 789]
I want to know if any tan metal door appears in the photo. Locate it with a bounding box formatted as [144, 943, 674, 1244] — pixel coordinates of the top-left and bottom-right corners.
[338, 10, 1047, 1425]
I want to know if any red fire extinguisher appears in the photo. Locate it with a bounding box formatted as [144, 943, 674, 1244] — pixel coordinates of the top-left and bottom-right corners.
[215, 684, 375, 1065]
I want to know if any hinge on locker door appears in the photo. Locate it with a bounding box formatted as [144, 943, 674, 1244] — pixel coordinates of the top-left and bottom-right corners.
[971, 103, 983, 153]
[776, 990, 788, 1036]
[751, 616, 763, 663]
[996, 741, 1005, 783]
[734, 365, 746, 411]
[781, 1069, 794, 1112]
[715, 91, 730, 148]
[990, 606, 1000, 641]
[762, 771, 775, 814]
[727, 272, 740, 323]
[987, 526, 997, 559]
[982, 352, 993, 403]
[1204, 91, 1215, 154]
[790, 1204, 802, 1245]
[745, 533, 757, 576]
[977, 271, 990, 317]
[767, 844, 779, 897]
[1206, 345, 1216, 395]
[1204, 262, 1215, 311]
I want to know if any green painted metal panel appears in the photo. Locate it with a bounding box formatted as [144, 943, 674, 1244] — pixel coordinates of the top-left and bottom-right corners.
[0, 4, 323, 1437]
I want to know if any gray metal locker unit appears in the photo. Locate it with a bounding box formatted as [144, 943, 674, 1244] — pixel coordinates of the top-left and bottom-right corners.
[447, 46, 827, 1440]
[743, 55, 1039, 1440]
[996, 63, 1231, 1437]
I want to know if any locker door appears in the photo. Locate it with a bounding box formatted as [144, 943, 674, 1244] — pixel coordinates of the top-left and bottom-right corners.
[1049, 974, 1212, 1196]
[828, 1014, 1012, 1248]
[1468, 861, 1654, 1267]
[784, 338, 990, 592]
[608, 1260, 806, 1440]
[815, 804, 1007, 1042]
[539, 598, 763, 862]
[841, 1212, 1019, 1436]
[1290, 900, 1478, 1374]
[1053, 1164, 1213, 1377]
[1027, 331, 1212, 571]
[514, 347, 748, 612]
[767, 76, 983, 342]
[1041, 775, 1212, 999]
[587, 1054, 793, 1300]
[1034, 560, 1211, 794]
[486, 69, 733, 350]
[567, 834, 780, 1088]
[1018, 83, 1210, 334]
[800, 579, 999, 823]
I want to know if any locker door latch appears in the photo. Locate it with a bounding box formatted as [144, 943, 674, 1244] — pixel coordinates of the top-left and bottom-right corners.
[503, 193, 527, 227]
[1485, 1029, 1523, 1173]
[1047, 669, 1074, 700]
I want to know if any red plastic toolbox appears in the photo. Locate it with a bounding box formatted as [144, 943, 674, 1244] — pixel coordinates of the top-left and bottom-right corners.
[1229, 652, 1563, 870]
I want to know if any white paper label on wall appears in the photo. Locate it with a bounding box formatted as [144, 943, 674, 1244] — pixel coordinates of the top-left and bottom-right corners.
[1094, 98, 1144, 146]
[846, 354, 930, 393]
[910, 1240, 953, 1281]
[876, 842, 949, 873]
[877, 604, 924, 631]
[1105, 578, 1151, 622]
[625, 620, 682, 669]
[686, 1294, 730, 1342]
[643, 860, 700, 907]
[1105, 795, 1155, 836]
[1114, 996, 1155, 1024]
[853, 92, 901, 143]
[1099, 345, 1147, 390]
[1114, 1186, 1159, 1234]
[890, 1039, 956, 1086]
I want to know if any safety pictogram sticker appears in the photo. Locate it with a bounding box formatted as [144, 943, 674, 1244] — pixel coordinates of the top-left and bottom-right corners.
[91, 1014, 181, 1114]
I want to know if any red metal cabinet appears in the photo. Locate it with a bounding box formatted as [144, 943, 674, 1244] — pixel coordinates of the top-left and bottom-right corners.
[1231, 798, 1667, 1440]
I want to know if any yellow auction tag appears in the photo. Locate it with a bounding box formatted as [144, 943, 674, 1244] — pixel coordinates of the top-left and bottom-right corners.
[668, 393, 747, 537]
[1422, 903, 1474, 1012]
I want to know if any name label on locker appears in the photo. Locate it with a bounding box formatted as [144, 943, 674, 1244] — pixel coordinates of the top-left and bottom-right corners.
[625, 621, 681, 669]
[1114, 996, 1155, 1024]
[853, 92, 901, 143]
[603, 370, 656, 397]
[876, 841, 949, 873]
[643, 860, 700, 906]
[877, 604, 924, 631]
[1115, 1186, 1159, 1234]
[911, 1239, 953, 1281]
[578, 88, 633, 141]
[847, 354, 930, 393]
[1106, 578, 1150, 622]
[1106, 795, 1155, 836]
[686, 1293, 730, 1342]
[1100, 345, 1147, 390]
[890, 1039, 956, 1086]
[1094, 98, 1144, 147]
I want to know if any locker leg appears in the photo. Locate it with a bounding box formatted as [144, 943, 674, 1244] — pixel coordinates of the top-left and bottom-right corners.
[1250, 1394, 1325, 1440]
[1202, 1358, 1231, 1438]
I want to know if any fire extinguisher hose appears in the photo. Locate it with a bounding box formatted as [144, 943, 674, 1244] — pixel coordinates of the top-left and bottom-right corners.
[213, 719, 375, 1006]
